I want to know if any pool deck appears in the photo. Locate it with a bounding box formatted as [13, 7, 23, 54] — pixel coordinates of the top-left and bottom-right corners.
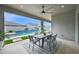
[0, 40, 29, 54]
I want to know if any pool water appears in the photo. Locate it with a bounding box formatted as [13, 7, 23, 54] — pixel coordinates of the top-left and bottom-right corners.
[15, 29, 39, 36]
[5, 29, 40, 40]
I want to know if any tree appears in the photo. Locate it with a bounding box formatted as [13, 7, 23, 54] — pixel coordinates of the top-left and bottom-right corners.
[8, 30, 14, 33]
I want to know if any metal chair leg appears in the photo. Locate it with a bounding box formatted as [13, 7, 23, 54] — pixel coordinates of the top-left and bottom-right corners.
[53, 41, 57, 49]
[32, 43, 34, 51]
[47, 41, 48, 45]
[29, 41, 31, 48]
[39, 40, 40, 47]
[49, 42, 51, 52]
[29, 43, 30, 48]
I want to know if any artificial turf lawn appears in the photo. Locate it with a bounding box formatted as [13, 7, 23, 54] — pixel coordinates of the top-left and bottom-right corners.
[4, 36, 28, 45]
[21, 36, 28, 40]
[4, 39, 13, 45]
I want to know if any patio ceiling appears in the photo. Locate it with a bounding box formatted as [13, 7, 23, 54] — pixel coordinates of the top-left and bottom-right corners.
[6, 4, 76, 21]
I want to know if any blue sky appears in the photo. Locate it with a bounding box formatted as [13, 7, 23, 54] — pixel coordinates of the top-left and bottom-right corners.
[4, 12, 51, 27]
[4, 12, 41, 25]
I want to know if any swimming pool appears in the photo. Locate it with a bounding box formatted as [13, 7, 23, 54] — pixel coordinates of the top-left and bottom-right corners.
[15, 29, 39, 36]
[5, 29, 40, 40]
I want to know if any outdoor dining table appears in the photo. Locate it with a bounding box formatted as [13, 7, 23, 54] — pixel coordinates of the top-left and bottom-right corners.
[34, 33, 52, 48]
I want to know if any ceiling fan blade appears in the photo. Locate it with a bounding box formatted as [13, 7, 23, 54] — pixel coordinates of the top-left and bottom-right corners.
[46, 6, 54, 11]
[45, 12, 54, 14]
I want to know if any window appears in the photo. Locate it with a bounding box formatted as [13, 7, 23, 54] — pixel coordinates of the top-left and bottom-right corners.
[4, 12, 41, 37]
[43, 21, 51, 32]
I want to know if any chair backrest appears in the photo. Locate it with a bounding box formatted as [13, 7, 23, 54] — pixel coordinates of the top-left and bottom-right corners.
[47, 34, 52, 40]
[52, 34, 57, 41]
[28, 36, 33, 41]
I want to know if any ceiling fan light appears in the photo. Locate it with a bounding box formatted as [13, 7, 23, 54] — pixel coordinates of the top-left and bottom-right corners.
[41, 10, 45, 13]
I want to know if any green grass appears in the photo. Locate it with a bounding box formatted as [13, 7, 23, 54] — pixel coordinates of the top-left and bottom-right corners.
[4, 36, 28, 45]
[21, 36, 28, 40]
[4, 39, 13, 45]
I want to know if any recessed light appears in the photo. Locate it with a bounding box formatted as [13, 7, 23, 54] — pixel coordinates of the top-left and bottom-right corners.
[61, 5, 64, 8]
[20, 5, 23, 8]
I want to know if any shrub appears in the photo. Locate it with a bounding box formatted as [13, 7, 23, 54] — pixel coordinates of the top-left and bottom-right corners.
[21, 36, 28, 40]
[4, 39, 13, 45]
[0, 31, 4, 36]
[8, 30, 14, 33]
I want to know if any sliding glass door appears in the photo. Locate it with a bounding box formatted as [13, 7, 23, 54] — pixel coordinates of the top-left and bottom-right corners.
[4, 12, 51, 38]
[4, 12, 41, 40]
[43, 21, 51, 32]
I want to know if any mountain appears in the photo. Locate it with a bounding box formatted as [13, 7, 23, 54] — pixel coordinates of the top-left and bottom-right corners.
[4, 21, 27, 26]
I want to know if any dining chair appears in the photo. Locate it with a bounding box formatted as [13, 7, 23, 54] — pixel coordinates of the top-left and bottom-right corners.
[44, 34, 52, 51]
[28, 36, 40, 51]
[51, 34, 57, 48]
[46, 34, 57, 52]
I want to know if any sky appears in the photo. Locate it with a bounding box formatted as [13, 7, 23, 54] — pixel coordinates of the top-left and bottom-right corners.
[4, 12, 51, 27]
[4, 12, 41, 25]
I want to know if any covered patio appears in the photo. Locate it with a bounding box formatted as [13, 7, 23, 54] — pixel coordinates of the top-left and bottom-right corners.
[0, 4, 79, 54]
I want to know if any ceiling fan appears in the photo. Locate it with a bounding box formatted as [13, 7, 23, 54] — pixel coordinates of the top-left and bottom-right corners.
[41, 5, 55, 14]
